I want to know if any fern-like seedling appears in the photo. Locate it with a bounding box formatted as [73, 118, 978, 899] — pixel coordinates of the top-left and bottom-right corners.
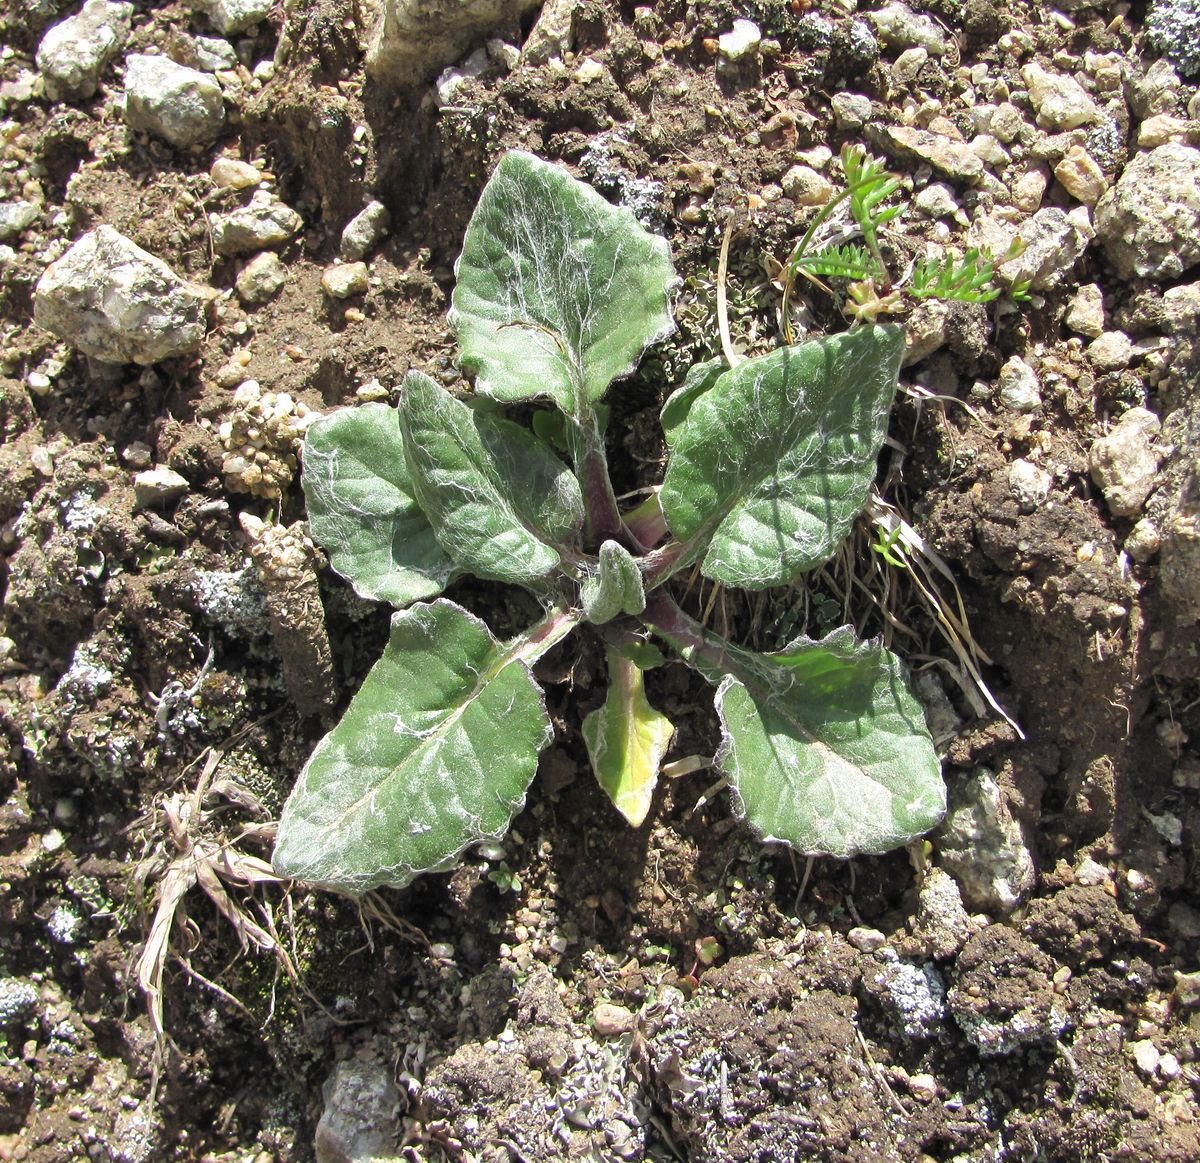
[841, 144, 902, 265]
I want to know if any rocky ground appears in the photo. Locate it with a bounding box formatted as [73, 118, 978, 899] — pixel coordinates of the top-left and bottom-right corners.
[2, 0, 1200, 1160]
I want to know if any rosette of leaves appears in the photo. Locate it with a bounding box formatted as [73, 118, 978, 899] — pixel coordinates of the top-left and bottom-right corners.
[273, 151, 945, 894]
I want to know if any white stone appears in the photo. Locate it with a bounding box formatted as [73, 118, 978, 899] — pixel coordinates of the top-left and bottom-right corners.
[781, 165, 833, 206]
[914, 183, 959, 219]
[892, 46, 928, 85]
[1009, 459, 1052, 510]
[134, 467, 190, 508]
[34, 226, 209, 364]
[321, 262, 369, 299]
[869, 2, 948, 53]
[1090, 407, 1162, 518]
[367, 0, 541, 85]
[1131, 1039, 1160, 1076]
[0, 201, 38, 241]
[718, 19, 762, 61]
[1087, 330, 1134, 371]
[1022, 63, 1098, 130]
[998, 356, 1042, 413]
[1095, 144, 1200, 279]
[192, 0, 272, 35]
[340, 201, 390, 262]
[211, 191, 303, 255]
[192, 35, 238, 72]
[124, 54, 226, 148]
[848, 926, 887, 952]
[36, 0, 133, 102]
[235, 251, 286, 305]
[210, 156, 262, 190]
[1065, 283, 1105, 337]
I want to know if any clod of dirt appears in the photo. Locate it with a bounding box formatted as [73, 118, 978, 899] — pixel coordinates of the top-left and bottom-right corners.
[1021, 883, 1141, 966]
[35, 0, 132, 102]
[947, 925, 1065, 1055]
[33, 226, 211, 364]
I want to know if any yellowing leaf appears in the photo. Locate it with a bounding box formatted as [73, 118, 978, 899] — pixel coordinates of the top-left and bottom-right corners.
[583, 650, 674, 827]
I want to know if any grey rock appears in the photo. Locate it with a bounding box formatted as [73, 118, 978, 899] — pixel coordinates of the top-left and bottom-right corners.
[973, 207, 1090, 291]
[1155, 405, 1200, 622]
[211, 191, 303, 255]
[1087, 329, 1134, 371]
[874, 124, 983, 182]
[0, 199, 38, 240]
[340, 200, 390, 261]
[367, 0, 542, 86]
[133, 466, 190, 509]
[315, 1057, 402, 1163]
[913, 182, 959, 218]
[1065, 282, 1105, 337]
[1147, 0, 1200, 80]
[998, 355, 1042, 413]
[1022, 62, 1098, 129]
[235, 251, 286, 305]
[192, 0, 272, 35]
[1125, 517, 1162, 561]
[935, 768, 1036, 915]
[1129, 58, 1185, 120]
[1090, 407, 1162, 518]
[831, 92, 872, 130]
[34, 226, 209, 364]
[36, 0, 133, 101]
[1095, 144, 1200, 278]
[523, 0, 577, 64]
[124, 54, 226, 148]
[1009, 459, 1052, 510]
[868, 2, 949, 54]
[191, 34, 239, 72]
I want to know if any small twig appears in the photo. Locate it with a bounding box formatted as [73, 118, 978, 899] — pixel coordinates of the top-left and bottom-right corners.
[716, 214, 742, 369]
[855, 1027, 910, 1116]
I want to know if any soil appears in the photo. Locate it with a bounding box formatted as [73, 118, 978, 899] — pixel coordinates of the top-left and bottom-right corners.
[2, 1, 1200, 1161]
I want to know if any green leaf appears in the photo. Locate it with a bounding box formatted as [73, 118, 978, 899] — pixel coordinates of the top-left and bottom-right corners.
[583, 649, 674, 827]
[713, 627, 944, 857]
[273, 599, 559, 893]
[450, 151, 677, 416]
[399, 370, 584, 586]
[659, 325, 904, 589]
[580, 540, 646, 624]
[301, 403, 453, 606]
[660, 358, 724, 441]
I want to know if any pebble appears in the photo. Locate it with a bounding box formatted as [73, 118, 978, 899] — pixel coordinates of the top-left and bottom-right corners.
[340, 200, 390, 262]
[1022, 62, 1099, 130]
[1175, 970, 1200, 1010]
[831, 93, 872, 130]
[1131, 1039, 1160, 1076]
[998, 356, 1042, 413]
[908, 1073, 938, 1101]
[718, 19, 762, 62]
[124, 54, 226, 148]
[781, 164, 833, 206]
[191, 34, 238, 72]
[1086, 330, 1134, 371]
[1095, 143, 1200, 278]
[321, 262, 369, 299]
[314, 1056, 404, 1163]
[0, 200, 38, 241]
[211, 191, 303, 255]
[848, 926, 887, 952]
[1054, 144, 1107, 205]
[989, 102, 1027, 144]
[235, 251, 286, 305]
[1009, 459, 1052, 510]
[210, 156, 262, 190]
[1125, 517, 1162, 562]
[1065, 283, 1105, 337]
[192, 0, 272, 35]
[914, 183, 959, 219]
[592, 1002, 634, 1037]
[1089, 407, 1162, 518]
[1072, 856, 1109, 886]
[36, 0, 133, 102]
[876, 125, 983, 182]
[1138, 114, 1200, 148]
[133, 466, 190, 509]
[1010, 166, 1049, 213]
[892, 46, 928, 86]
[974, 206, 1089, 290]
[34, 226, 209, 365]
